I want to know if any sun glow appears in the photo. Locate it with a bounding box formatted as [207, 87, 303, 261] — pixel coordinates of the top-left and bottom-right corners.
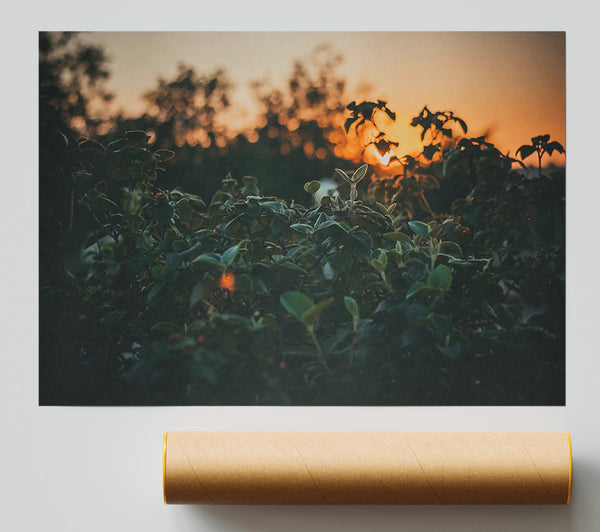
[373, 149, 394, 166]
[364, 142, 398, 167]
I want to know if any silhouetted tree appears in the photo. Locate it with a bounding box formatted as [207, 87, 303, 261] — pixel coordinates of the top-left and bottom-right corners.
[39, 32, 113, 136]
[229, 44, 352, 200]
[142, 63, 232, 149]
[109, 64, 233, 195]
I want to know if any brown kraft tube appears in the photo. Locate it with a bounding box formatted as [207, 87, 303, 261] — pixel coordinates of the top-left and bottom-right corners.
[163, 431, 572, 505]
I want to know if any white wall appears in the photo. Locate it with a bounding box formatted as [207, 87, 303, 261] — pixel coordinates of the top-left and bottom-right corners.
[3, 1, 599, 530]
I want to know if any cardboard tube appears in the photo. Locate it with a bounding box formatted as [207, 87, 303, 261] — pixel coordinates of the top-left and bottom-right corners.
[163, 431, 572, 505]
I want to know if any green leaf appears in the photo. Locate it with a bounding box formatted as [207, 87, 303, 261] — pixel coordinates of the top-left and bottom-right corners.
[351, 164, 368, 183]
[151, 321, 180, 334]
[149, 203, 175, 224]
[108, 164, 130, 181]
[84, 230, 107, 249]
[190, 282, 207, 308]
[371, 258, 386, 273]
[100, 309, 126, 328]
[424, 314, 453, 339]
[328, 251, 353, 275]
[304, 180, 321, 194]
[86, 193, 119, 215]
[437, 342, 461, 360]
[164, 252, 182, 269]
[408, 221, 430, 239]
[406, 303, 427, 322]
[374, 249, 388, 267]
[286, 348, 321, 358]
[344, 296, 359, 317]
[406, 258, 427, 281]
[301, 297, 334, 327]
[280, 261, 307, 273]
[253, 277, 268, 295]
[427, 264, 452, 291]
[271, 216, 287, 235]
[151, 265, 167, 281]
[55, 129, 69, 147]
[280, 292, 315, 322]
[246, 200, 261, 218]
[406, 281, 426, 299]
[313, 220, 350, 239]
[78, 139, 105, 153]
[221, 243, 241, 267]
[230, 273, 253, 292]
[190, 254, 222, 267]
[351, 230, 373, 250]
[314, 213, 329, 228]
[334, 168, 352, 183]
[122, 231, 148, 253]
[135, 148, 155, 164]
[439, 241, 463, 257]
[107, 138, 127, 151]
[147, 281, 165, 301]
[383, 231, 412, 244]
[260, 201, 285, 214]
[290, 223, 313, 235]
[125, 130, 150, 146]
[74, 171, 94, 184]
[155, 149, 175, 161]
[223, 214, 243, 234]
[171, 239, 189, 252]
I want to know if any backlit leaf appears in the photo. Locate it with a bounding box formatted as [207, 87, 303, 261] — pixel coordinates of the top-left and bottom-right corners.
[351, 164, 368, 183]
[334, 168, 351, 183]
[304, 180, 321, 194]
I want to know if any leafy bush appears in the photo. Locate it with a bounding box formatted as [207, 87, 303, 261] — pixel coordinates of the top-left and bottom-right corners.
[39, 111, 564, 404]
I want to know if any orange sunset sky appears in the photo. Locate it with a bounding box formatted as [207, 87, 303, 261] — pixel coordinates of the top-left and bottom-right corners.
[79, 31, 566, 165]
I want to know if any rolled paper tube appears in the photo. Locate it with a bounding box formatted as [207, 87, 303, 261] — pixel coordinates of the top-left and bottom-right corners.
[163, 431, 572, 505]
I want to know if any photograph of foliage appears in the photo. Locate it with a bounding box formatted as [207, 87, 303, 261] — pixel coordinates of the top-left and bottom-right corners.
[39, 32, 565, 405]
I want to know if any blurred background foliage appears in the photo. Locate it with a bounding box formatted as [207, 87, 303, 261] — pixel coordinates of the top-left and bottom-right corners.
[40, 34, 363, 203]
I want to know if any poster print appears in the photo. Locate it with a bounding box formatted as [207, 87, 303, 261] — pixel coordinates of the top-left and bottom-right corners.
[39, 32, 565, 405]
